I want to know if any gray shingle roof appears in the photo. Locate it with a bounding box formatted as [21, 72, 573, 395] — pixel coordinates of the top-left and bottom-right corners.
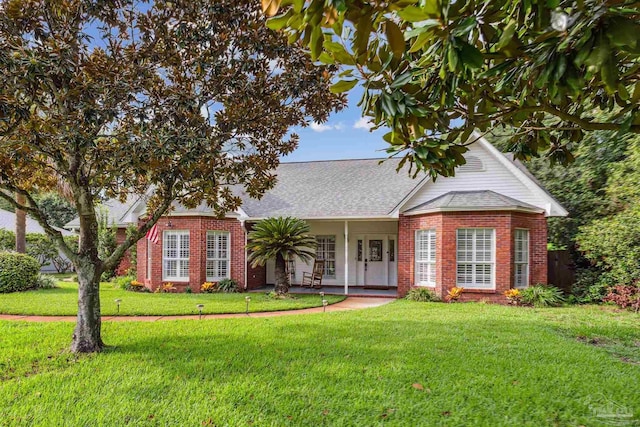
[65, 196, 142, 228]
[0, 208, 72, 235]
[236, 158, 424, 218]
[403, 190, 543, 214]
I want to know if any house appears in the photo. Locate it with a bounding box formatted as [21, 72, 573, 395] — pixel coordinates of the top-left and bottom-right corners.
[0, 208, 73, 272]
[67, 136, 567, 301]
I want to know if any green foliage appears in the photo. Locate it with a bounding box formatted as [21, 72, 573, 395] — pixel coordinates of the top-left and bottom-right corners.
[247, 217, 317, 267]
[272, 1, 640, 178]
[578, 203, 640, 287]
[216, 279, 239, 293]
[32, 193, 76, 228]
[25, 233, 57, 267]
[406, 287, 439, 302]
[0, 229, 13, 250]
[247, 217, 317, 294]
[0, 252, 40, 293]
[112, 276, 136, 291]
[97, 208, 118, 280]
[35, 274, 58, 290]
[520, 285, 565, 308]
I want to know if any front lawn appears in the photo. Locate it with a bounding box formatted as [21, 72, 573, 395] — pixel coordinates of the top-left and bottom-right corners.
[1, 302, 638, 426]
[0, 281, 344, 316]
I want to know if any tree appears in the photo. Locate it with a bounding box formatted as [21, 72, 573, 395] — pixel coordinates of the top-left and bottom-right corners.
[266, 0, 640, 177]
[0, 0, 344, 352]
[577, 137, 640, 294]
[247, 217, 317, 295]
[33, 192, 77, 228]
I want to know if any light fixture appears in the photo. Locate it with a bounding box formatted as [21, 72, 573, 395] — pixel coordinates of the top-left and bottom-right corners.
[322, 299, 328, 312]
[197, 304, 204, 320]
[245, 296, 251, 315]
[115, 299, 122, 315]
[167, 219, 173, 228]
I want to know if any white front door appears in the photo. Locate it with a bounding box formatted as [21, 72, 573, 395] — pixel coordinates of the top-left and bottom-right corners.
[365, 235, 388, 286]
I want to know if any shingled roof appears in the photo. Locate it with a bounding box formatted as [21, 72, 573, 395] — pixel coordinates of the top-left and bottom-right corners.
[403, 190, 543, 215]
[0, 208, 72, 235]
[236, 158, 424, 218]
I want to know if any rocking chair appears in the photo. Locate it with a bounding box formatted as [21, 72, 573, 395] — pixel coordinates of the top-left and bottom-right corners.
[301, 260, 325, 289]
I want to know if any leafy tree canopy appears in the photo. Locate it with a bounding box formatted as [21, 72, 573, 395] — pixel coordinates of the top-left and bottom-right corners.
[266, 0, 640, 177]
[0, 0, 344, 352]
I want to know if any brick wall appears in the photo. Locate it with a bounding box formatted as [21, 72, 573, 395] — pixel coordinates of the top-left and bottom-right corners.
[398, 211, 548, 302]
[137, 217, 246, 292]
[115, 228, 131, 276]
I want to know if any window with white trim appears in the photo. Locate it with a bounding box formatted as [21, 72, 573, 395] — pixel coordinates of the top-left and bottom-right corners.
[514, 229, 529, 288]
[415, 229, 436, 286]
[456, 229, 495, 289]
[163, 230, 190, 281]
[316, 235, 336, 278]
[206, 231, 230, 281]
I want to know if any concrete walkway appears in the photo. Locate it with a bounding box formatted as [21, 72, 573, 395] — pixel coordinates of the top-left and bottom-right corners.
[0, 297, 395, 323]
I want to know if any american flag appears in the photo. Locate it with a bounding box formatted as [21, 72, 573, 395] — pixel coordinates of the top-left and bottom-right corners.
[146, 223, 159, 244]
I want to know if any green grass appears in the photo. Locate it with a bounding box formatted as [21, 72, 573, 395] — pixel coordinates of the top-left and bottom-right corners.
[0, 281, 345, 316]
[1, 302, 638, 426]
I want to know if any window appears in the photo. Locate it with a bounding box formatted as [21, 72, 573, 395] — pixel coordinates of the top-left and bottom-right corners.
[389, 239, 395, 262]
[163, 231, 190, 281]
[415, 229, 436, 286]
[514, 229, 529, 288]
[316, 235, 336, 278]
[206, 231, 230, 281]
[456, 229, 495, 289]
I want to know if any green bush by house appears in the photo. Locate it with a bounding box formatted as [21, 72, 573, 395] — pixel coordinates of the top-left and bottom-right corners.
[0, 252, 40, 293]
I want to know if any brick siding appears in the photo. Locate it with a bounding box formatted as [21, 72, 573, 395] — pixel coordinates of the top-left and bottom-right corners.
[136, 217, 247, 292]
[399, 211, 548, 303]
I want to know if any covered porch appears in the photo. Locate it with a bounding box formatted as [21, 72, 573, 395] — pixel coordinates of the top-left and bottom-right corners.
[263, 219, 399, 296]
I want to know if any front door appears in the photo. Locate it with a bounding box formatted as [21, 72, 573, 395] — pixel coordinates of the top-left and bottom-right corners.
[365, 236, 387, 286]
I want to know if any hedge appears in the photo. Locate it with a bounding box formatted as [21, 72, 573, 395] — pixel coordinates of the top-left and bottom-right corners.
[0, 252, 40, 293]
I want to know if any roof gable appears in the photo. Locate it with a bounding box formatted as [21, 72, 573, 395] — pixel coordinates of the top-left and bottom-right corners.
[398, 135, 567, 217]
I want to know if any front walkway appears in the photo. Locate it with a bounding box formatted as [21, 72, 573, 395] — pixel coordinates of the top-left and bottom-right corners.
[0, 297, 395, 322]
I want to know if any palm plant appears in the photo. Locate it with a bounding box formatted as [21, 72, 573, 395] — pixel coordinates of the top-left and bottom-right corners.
[247, 217, 317, 295]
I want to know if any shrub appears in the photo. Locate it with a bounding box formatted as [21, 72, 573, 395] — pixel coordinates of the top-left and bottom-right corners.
[603, 285, 640, 312]
[155, 283, 176, 293]
[201, 282, 217, 293]
[571, 268, 612, 304]
[0, 252, 40, 293]
[126, 280, 148, 292]
[406, 287, 439, 302]
[504, 288, 523, 305]
[520, 284, 565, 307]
[113, 275, 136, 290]
[216, 278, 239, 293]
[35, 274, 58, 289]
[445, 287, 464, 303]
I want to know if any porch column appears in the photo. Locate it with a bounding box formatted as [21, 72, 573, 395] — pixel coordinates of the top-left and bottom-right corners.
[344, 220, 349, 295]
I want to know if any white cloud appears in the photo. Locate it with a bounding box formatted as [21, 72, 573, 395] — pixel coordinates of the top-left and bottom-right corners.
[309, 121, 345, 132]
[310, 122, 332, 132]
[353, 117, 374, 131]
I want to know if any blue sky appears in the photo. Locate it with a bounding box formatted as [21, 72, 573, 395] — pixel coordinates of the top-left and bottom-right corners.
[283, 86, 389, 163]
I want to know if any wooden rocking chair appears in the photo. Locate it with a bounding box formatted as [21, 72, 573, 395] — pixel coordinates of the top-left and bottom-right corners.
[301, 260, 325, 289]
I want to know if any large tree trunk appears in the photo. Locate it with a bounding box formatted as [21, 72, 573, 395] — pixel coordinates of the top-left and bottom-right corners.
[15, 193, 26, 253]
[70, 196, 104, 353]
[71, 259, 104, 353]
[274, 252, 289, 295]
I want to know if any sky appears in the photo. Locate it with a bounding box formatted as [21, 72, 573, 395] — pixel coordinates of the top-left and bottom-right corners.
[282, 86, 390, 163]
